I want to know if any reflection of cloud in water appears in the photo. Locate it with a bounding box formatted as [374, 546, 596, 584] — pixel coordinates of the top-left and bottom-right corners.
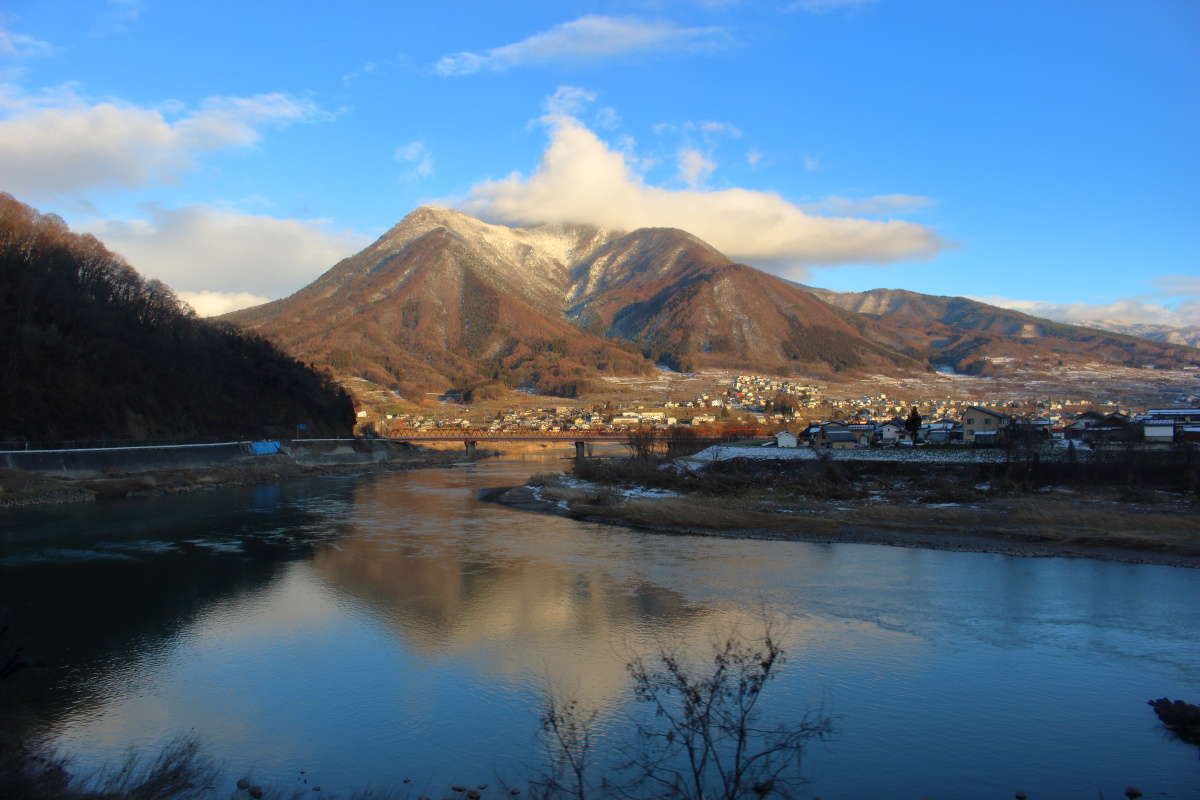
[308, 476, 845, 709]
[188, 564, 343, 644]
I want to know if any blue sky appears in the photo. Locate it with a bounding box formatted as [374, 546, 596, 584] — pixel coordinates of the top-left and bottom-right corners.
[1, 0, 1197, 323]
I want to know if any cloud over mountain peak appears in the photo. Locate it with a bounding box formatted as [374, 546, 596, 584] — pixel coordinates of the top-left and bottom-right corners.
[460, 114, 945, 276]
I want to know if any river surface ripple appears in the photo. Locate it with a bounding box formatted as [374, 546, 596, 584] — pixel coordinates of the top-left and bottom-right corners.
[1, 451, 1198, 798]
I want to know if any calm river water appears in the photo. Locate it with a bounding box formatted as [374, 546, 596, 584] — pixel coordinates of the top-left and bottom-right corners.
[1, 450, 1198, 798]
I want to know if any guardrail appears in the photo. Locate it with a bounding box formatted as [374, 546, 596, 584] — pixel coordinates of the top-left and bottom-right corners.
[0, 435, 363, 452]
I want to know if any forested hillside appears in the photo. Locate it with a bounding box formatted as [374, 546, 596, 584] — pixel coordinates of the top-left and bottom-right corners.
[0, 193, 355, 444]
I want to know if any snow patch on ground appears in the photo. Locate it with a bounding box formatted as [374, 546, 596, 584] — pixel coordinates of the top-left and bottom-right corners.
[542, 475, 680, 499]
[679, 444, 1088, 467]
[528, 484, 569, 511]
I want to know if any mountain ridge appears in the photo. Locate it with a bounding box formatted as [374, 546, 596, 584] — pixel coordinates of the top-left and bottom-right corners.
[223, 207, 1199, 397]
[800, 286, 1199, 375]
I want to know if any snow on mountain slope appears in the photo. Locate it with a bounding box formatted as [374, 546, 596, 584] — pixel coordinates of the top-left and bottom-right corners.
[365, 207, 620, 305]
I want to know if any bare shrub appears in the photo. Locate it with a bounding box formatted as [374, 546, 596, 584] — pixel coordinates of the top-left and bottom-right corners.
[623, 630, 831, 800]
[535, 698, 599, 800]
[625, 429, 661, 463]
[534, 629, 831, 800]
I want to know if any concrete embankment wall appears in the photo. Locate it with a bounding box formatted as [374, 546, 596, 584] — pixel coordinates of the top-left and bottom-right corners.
[0, 439, 409, 478]
[0, 442, 259, 477]
[283, 439, 412, 466]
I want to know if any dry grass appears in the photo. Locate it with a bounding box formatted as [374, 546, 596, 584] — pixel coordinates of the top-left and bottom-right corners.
[583, 496, 826, 532]
[547, 483, 1200, 560]
[0, 736, 216, 800]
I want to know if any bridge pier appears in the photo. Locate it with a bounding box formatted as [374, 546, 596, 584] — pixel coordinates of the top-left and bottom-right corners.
[574, 441, 586, 460]
[465, 440, 478, 458]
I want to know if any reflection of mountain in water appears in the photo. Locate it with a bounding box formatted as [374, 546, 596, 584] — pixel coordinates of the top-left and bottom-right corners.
[0, 478, 359, 737]
[309, 474, 788, 707]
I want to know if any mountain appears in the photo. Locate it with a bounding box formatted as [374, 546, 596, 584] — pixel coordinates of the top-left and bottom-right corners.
[0, 193, 354, 443]
[225, 208, 921, 397]
[567, 228, 923, 373]
[223, 207, 1198, 399]
[1082, 321, 1200, 349]
[225, 208, 651, 399]
[803, 287, 1200, 374]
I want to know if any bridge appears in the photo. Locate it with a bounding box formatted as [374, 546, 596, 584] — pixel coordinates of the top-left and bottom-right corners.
[386, 427, 765, 457]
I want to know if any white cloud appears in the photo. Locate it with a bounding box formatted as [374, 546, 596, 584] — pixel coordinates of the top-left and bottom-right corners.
[342, 60, 378, 85]
[694, 120, 741, 138]
[653, 119, 741, 140]
[178, 290, 272, 317]
[458, 114, 944, 272]
[395, 140, 434, 177]
[803, 153, 820, 172]
[803, 193, 933, 216]
[543, 85, 597, 116]
[785, 0, 876, 13]
[974, 293, 1199, 329]
[0, 86, 330, 199]
[81, 205, 369, 303]
[0, 26, 56, 58]
[745, 149, 763, 169]
[1152, 275, 1200, 299]
[676, 147, 716, 187]
[98, 0, 144, 33]
[0, 81, 83, 113]
[433, 15, 727, 76]
[594, 106, 622, 130]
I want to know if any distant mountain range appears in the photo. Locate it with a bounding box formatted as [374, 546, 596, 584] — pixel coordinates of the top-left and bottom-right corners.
[1081, 321, 1200, 349]
[224, 207, 1199, 398]
[799, 286, 1198, 376]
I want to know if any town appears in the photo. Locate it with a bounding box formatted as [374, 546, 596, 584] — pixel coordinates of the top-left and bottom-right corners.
[358, 373, 1200, 447]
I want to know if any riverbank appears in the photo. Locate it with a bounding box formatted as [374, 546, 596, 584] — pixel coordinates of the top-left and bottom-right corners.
[486, 474, 1200, 568]
[0, 441, 486, 509]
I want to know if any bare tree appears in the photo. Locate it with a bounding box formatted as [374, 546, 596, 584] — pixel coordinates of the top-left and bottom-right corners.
[626, 428, 660, 463]
[622, 631, 831, 800]
[535, 697, 600, 800]
[534, 629, 830, 800]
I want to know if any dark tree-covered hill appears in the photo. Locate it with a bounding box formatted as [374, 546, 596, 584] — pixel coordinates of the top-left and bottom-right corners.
[0, 193, 355, 444]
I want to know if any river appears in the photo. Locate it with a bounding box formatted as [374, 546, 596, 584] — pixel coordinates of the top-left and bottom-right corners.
[1, 449, 1198, 798]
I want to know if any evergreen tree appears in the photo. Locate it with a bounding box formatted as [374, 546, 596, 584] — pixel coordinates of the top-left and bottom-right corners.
[905, 407, 923, 444]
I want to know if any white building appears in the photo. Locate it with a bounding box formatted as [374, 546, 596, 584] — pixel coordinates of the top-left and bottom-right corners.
[774, 431, 798, 448]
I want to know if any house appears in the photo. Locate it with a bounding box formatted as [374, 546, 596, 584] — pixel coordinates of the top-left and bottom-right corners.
[923, 420, 958, 445]
[1065, 411, 1131, 443]
[1143, 420, 1177, 444]
[844, 422, 875, 446]
[1017, 417, 1054, 438]
[1146, 408, 1200, 424]
[801, 423, 823, 444]
[879, 419, 906, 443]
[962, 406, 1010, 444]
[815, 423, 856, 449]
[773, 431, 798, 448]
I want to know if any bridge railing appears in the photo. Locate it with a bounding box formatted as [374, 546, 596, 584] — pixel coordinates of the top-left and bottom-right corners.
[385, 427, 767, 440]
